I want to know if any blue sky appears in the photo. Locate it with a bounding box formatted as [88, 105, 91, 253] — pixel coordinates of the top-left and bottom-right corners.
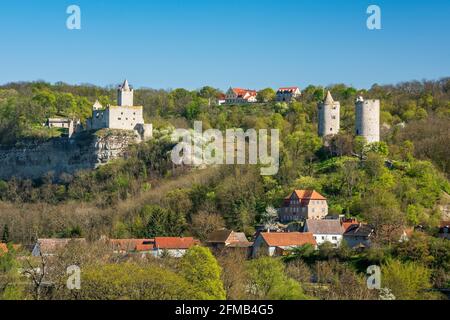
[0, 0, 449, 90]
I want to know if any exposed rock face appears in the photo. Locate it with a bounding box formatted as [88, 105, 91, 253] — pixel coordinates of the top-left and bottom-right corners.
[0, 130, 139, 181]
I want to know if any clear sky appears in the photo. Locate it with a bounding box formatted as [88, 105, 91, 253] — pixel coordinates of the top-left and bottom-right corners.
[0, 0, 449, 90]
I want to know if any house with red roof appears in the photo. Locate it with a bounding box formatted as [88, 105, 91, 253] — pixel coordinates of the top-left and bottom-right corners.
[252, 232, 316, 257]
[108, 237, 199, 258]
[225, 88, 257, 104]
[276, 87, 301, 102]
[303, 219, 344, 247]
[153, 237, 199, 258]
[109, 239, 155, 254]
[279, 190, 329, 222]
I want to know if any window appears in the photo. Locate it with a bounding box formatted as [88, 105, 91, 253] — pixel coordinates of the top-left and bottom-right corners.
[332, 236, 337, 241]
[321, 236, 325, 240]
[118, 118, 121, 120]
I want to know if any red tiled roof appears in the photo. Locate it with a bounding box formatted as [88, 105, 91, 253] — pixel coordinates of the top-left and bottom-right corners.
[342, 219, 359, 233]
[260, 232, 316, 247]
[278, 87, 299, 92]
[284, 190, 327, 205]
[154, 237, 197, 249]
[231, 88, 257, 97]
[110, 239, 154, 252]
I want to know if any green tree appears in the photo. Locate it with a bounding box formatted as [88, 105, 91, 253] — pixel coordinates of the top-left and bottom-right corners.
[245, 257, 307, 300]
[256, 88, 276, 103]
[1, 224, 9, 243]
[382, 259, 438, 300]
[79, 263, 200, 300]
[141, 205, 186, 238]
[180, 246, 226, 300]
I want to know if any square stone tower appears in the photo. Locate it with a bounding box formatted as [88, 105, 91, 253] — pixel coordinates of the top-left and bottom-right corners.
[117, 79, 134, 107]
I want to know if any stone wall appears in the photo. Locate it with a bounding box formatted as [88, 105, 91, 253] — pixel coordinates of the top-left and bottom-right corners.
[0, 130, 139, 181]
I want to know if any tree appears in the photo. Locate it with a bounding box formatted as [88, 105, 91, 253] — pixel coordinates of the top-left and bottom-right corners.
[180, 246, 226, 300]
[79, 263, 200, 300]
[141, 205, 186, 238]
[259, 206, 278, 229]
[245, 257, 307, 300]
[256, 88, 276, 103]
[191, 212, 225, 241]
[1, 224, 9, 243]
[382, 259, 439, 300]
[361, 188, 405, 244]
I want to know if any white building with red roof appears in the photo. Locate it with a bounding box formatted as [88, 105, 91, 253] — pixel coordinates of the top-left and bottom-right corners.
[276, 87, 301, 102]
[225, 87, 257, 104]
[279, 190, 329, 222]
[252, 232, 317, 257]
[153, 237, 199, 258]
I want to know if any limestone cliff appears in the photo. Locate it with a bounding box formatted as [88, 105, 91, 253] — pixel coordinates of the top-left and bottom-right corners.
[0, 129, 140, 181]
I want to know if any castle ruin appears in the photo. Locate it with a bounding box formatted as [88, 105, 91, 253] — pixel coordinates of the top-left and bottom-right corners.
[318, 92, 380, 144]
[87, 80, 153, 141]
[318, 91, 340, 137]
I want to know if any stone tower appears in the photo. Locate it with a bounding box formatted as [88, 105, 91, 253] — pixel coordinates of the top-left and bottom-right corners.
[318, 91, 340, 137]
[117, 79, 134, 107]
[355, 96, 380, 143]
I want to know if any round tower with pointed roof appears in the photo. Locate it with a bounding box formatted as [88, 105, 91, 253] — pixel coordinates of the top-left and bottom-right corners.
[355, 96, 380, 143]
[318, 91, 340, 137]
[117, 79, 134, 107]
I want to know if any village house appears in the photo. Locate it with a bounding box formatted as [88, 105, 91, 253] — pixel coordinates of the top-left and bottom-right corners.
[109, 239, 154, 254]
[343, 223, 375, 249]
[109, 237, 199, 258]
[31, 238, 86, 257]
[276, 87, 301, 102]
[341, 218, 359, 233]
[206, 229, 252, 249]
[216, 93, 227, 106]
[152, 237, 198, 258]
[303, 219, 344, 247]
[279, 190, 329, 222]
[252, 232, 316, 257]
[206, 229, 253, 256]
[225, 88, 257, 104]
